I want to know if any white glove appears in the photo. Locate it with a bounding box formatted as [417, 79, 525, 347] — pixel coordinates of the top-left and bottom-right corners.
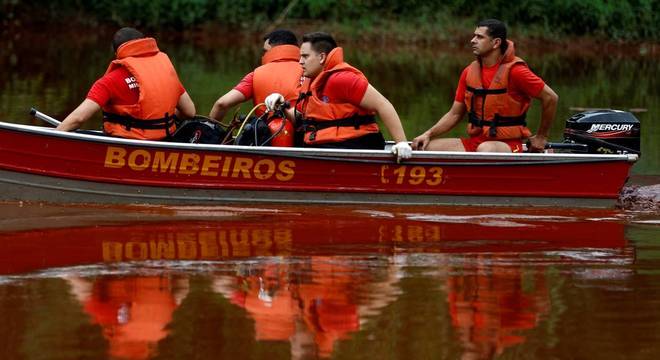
[264, 93, 285, 112]
[391, 141, 412, 162]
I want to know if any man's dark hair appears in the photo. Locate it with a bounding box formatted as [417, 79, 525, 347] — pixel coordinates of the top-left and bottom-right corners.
[112, 27, 145, 52]
[263, 29, 298, 46]
[477, 19, 508, 54]
[301, 32, 337, 55]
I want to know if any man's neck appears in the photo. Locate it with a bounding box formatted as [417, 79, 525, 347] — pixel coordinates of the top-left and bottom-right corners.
[479, 51, 502, 67]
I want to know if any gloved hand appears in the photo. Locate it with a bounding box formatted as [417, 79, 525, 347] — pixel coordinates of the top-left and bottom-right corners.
[265, 93, 285, 112]
[391, 141, 412, 163]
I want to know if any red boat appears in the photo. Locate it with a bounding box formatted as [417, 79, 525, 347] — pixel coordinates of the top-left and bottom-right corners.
[0, 109, 639, 208]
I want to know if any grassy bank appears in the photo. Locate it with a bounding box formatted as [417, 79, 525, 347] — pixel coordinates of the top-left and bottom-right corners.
[2, 0, 659, 43]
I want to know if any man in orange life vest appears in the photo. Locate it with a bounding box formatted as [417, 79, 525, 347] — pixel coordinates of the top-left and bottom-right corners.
[56, 27, 196, 140]
[412, 19, 559, 153]
[265, 32, 412, 161]
[208, 29, 302, 123]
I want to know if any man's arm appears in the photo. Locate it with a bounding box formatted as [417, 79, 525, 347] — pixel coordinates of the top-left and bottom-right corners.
[56, 99, 101, 132]
[412, 101, 466, 150]
[176, 91, 196, 120]
[359, 84, 407, 143]
[527, 84, 558, 152]
[209, 89, 246, 121]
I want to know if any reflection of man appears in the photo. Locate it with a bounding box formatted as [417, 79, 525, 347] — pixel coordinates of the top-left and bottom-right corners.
[57, 27, 195, 140]
[412, 19, 558, 153]
[209, 29, 302, 122]
[67, 276, 189, 360]
[223, 266, 298, 341]
[213, 257, 401, 359]
[446, 255, 549, 358]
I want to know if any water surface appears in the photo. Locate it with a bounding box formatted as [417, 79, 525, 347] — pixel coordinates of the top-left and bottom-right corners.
[1, 203, 659, 359]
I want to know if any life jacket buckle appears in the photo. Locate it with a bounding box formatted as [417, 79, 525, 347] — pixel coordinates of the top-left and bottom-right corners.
[164, 112, 172, 138]
[469, 112, 483, 128]
[489, 114, 499, 137]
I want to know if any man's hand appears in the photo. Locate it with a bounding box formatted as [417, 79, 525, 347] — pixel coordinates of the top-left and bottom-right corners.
[56, 99, 100, 132]
[411, 132, 431, 150]
[527, 134, 548, 153]
[391, 141, 412, 163]
[264, 93, 285, 112]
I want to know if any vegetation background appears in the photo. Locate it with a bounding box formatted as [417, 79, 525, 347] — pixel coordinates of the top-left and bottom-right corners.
[2, 0, 658, 41]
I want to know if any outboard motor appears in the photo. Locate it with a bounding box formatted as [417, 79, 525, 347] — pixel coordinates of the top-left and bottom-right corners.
[563, 110, 641, 155]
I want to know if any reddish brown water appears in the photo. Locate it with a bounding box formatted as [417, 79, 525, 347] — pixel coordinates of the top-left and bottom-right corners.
[1, 202, 659, 359]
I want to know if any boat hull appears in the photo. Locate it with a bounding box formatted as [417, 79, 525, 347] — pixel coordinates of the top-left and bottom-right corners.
[0, 122, 637, 207]
[0, 169, 618, 207]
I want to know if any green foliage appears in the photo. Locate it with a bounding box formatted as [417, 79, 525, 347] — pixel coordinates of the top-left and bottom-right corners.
[3, 0, 658, 39]
[89, 0, 210, 29]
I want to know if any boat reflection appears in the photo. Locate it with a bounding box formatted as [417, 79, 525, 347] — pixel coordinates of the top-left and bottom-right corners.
[0, 206, 631, 272]
[0, 206, 634, 359]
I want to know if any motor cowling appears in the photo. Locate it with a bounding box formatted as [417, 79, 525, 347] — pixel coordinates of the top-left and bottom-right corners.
[563, 110, 640, 155]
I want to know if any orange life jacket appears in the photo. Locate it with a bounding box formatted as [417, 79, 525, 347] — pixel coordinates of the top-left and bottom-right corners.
[252, 44, 303, 116]
[464, 40, 532, 140]
[251, 45, 301, 147]
[102, 38, 182, 140]
[297, 47, 379, 145]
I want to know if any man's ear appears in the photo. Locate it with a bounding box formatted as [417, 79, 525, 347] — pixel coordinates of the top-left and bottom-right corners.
[492, 37, 502, 50]
[319, 52, 327, 65]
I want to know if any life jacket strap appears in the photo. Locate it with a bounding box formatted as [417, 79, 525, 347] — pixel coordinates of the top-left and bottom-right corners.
[294, 91, 312, 129]
[303, 115, 376, 142]
[103, 112, 176, 131]
[466, 86, 507, 95]
[303, 115, 376, 131]
[468, 112, 528, 137]
[296, 91, 312, 102]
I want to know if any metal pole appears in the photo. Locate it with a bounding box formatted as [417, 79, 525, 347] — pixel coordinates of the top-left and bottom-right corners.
[30, 108, 62, 127]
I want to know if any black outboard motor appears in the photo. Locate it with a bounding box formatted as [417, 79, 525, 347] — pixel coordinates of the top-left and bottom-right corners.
[563, 110, 641, 155]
